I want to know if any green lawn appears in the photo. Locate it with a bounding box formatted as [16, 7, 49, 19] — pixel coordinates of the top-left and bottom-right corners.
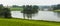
[53, 10, 60, 12]
[10, 7, 23, 11]
[0, 18, 60, 26]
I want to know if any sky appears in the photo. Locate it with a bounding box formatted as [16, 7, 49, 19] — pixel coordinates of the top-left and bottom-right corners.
[0, 0, 60, 6]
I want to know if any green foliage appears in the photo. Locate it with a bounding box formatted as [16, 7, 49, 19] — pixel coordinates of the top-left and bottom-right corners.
[0, 4, 12, 18]
[3, 8, 12, 18]
[0, 4, 3, 12]
[12, 5, 19, 7]
[53, 4, 60, 10]
[0, 4, 3, 8]
[10, 7, 23, 11]
[21, 5, 39, 19]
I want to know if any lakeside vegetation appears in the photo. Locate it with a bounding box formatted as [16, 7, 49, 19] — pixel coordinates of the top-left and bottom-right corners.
[10, 7, 23, 11]
[54, 10, 60, 12]
[0, 18, 60, 26]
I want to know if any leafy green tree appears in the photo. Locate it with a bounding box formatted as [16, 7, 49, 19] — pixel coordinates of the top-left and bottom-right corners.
[25, 5, 33, 19]
[12, 5, 20, 8]
[21, 5, 39, 19]
[32, 5, 39, 14]
[0, 4, 4, 16]
[0, 4, 11, 18]
[3, 7, 12, 18]
[53, 4, 60, 10]
[22, 5, 26, 19]
[56, 4, 60, 10]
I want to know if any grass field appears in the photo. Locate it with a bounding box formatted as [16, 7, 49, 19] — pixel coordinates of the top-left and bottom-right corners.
[0, 18, 60, 26]
[10, 7, 23, 11]
[53, 10, 60, 12]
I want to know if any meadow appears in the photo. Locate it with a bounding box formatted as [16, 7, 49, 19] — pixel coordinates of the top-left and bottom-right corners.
[10, 7, 23, 11]
[0, 18, 60, 26]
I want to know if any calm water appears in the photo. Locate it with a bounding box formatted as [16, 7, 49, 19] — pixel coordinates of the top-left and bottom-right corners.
[11, 11, 60, 21]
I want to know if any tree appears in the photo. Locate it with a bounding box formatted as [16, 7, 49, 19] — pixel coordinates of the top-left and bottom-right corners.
[22, 5, 26, 19]
[3, 7, 12, 18]
[12, 5, 20, 8]
[32, 5, 39, 14]
[0, 4, 4, 16]
[53, 4, 60, 10]
[0, 4, 11, 18]
[56, 4, 60, 10]
[21, 5, 39, 19]
[53, 5, 57, 10]
[0, 4, 3, 8]
[25, 5, 33, 19]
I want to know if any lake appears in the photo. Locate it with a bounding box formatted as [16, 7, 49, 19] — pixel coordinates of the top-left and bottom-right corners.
[11, 11, 60, 21]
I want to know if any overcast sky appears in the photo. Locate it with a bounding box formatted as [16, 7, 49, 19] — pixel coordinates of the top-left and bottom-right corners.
[0, 0, 60, 6]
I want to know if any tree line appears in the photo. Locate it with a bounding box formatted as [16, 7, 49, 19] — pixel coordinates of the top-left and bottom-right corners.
[52, 4, 60, 10]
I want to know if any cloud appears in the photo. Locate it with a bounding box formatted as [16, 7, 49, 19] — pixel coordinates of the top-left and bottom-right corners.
[0, 0, 60, 6]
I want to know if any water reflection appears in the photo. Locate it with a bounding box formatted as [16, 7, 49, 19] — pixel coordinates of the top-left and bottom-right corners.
[11, 11, 60, 21]
[54, 12, 60, 18]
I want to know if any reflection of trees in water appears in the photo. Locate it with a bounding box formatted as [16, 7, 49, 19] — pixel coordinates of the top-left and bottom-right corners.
[21, 5, 39, 19]
[54, 12, 57, 16]
[54, 12, 60, 18]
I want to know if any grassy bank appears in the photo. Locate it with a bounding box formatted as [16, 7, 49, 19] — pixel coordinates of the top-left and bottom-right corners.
[10, 7, 23, 11]
[54, 10, 60, 12]
[0, 18, 60, 26]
